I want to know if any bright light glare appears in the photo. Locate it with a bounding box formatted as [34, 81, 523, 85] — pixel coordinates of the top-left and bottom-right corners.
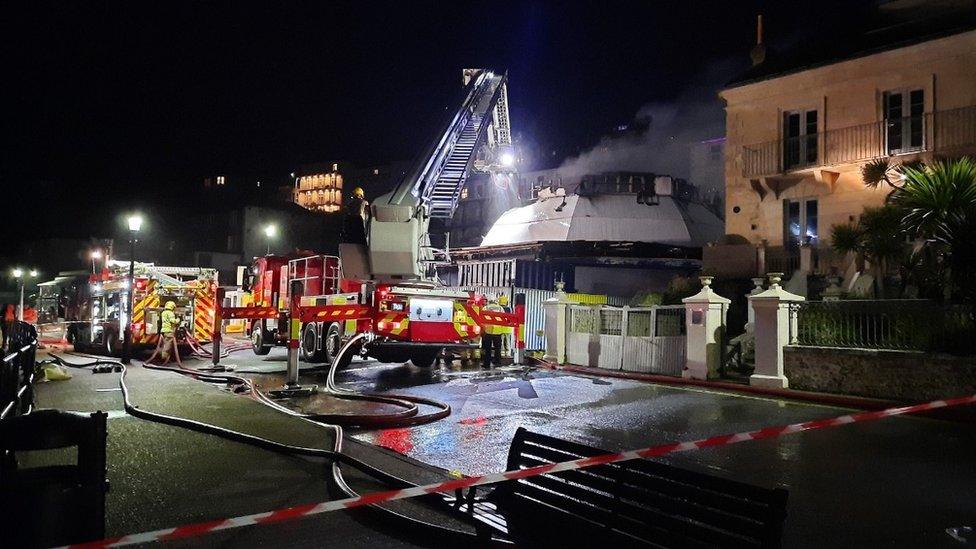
[264, 224, 277, 238]
[127, 214, 144, 232]
[29, 269, 38, 277]
[500, 152, 515, 167]
[91, 250, 102, 259]
[12, 268, 23, 278]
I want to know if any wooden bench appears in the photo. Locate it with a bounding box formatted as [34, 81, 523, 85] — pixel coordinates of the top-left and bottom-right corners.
[1, 409, 109, 547]
[455, 427, 788, 547]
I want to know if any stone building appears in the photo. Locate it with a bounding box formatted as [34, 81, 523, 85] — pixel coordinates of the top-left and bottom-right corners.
[711, 1, 976, 278]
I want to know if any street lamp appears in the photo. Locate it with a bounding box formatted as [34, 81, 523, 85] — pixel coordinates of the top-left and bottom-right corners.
[122, 213, 143, 364]
[12, 267, 38, 321]
[90, 249, 102, 274]
[264, 224, 277, 255]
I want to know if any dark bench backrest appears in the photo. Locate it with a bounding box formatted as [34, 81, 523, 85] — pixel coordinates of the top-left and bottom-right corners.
[496, 428, 788, 548]
[1, 409, 109, 546]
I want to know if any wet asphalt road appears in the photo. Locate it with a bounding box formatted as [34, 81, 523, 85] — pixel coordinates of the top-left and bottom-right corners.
[220, 347, 976, 548]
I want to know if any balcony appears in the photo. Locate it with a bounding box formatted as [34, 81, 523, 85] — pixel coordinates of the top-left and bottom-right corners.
[742, 105, 976, 178]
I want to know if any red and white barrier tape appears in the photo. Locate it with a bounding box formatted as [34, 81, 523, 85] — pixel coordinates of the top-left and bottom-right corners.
[68, 393, 976, 548]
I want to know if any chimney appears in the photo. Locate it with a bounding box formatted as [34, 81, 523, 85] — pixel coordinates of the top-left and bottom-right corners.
[750, 14, 766, 66]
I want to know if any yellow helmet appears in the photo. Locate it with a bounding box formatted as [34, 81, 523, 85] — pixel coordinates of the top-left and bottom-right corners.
[353, 187, 365, 198]
[165, 301, 176, 310]
[498, 294, 510, 306]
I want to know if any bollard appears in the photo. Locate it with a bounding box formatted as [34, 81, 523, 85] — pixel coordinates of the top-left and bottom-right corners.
[286, 280, 302, 387]
[269, 280, 316, 398]
[513, 293, 526, 365]
[212, 287, 224, 367]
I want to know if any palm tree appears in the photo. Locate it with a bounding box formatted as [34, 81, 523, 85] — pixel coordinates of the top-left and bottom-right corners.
[830, 205, 907, 297]
[890, 157, 976, 303]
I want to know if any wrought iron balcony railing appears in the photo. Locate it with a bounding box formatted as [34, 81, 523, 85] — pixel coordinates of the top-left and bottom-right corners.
[742, 104, 976, 178]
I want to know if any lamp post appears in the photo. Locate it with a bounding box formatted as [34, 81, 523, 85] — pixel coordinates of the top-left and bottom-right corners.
[264, 224, 277, 255]
[12, 268, 38, 322]
[90, 249, 102, 274]
[122, 214, 143, 364]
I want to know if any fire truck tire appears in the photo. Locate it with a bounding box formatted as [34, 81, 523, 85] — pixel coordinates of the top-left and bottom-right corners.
[300, 323, 324, 363]
[322, 323, 343, 364]
[409, 348, 440, 369]
[251, 322, 271, 356]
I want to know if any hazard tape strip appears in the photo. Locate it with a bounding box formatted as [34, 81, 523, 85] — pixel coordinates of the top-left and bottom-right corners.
[67, 394, 976, 548]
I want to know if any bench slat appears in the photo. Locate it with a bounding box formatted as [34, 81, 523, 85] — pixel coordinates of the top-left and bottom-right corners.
[513, 472, 764, 548]
[493, 428, 788, 548]
[518, 439, 780, 521]
[515, 454, 772, 540]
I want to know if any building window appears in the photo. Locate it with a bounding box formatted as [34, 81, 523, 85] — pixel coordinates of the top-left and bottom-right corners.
[884, 89, 924, 154]
[783, 109, 818, 170]
[784, 198, 818, 250]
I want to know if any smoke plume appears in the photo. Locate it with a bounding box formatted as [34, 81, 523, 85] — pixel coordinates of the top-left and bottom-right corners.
[556, 59, 739, 193]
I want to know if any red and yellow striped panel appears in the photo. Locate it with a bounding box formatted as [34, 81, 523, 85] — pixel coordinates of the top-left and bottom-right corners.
[134, 279, 160, 345]
[194, 288, 215, 342]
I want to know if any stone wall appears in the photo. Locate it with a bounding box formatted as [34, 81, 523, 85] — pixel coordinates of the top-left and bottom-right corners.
[784, 346, 976, 401]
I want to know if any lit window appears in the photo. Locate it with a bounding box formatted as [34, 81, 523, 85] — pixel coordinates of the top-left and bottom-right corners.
[332, 163, 338, 171]
[373, 169, 380, 175]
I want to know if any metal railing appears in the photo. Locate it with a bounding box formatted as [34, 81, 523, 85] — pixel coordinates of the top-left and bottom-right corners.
[743, 105, 976, 177]
[792, 299, 976, 355]
[765, 247, 801, 278]
[2, 322, 39, 420]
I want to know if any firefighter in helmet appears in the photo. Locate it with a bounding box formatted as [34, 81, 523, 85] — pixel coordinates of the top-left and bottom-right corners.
[342, 187, 370, 245]
[481, 295, 507, 369]
[497, 293, 514, 358]
[159, 301, 180, 364]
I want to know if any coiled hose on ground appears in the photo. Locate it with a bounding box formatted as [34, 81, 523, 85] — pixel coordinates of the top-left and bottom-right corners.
[42, 347, 479, 543]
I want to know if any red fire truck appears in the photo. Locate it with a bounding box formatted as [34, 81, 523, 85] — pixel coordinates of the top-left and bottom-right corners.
[241, 253, 484, 368]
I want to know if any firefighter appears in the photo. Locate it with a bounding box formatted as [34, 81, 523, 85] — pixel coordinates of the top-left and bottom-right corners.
[341, 187, 370, 245]
[481, 295, 506, 369]
[159, 301, 180, 365]
[497, 293, 514, 357]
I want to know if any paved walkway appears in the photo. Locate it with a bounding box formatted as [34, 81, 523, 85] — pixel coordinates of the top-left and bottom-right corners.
[338, 359, 976, 548]
[24, 351, 468, 547]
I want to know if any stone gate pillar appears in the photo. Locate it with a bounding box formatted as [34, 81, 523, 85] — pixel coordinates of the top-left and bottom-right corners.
[682, 276, 730, 380]
[749, 274, 804, 388]
[543, 282, 576, 364]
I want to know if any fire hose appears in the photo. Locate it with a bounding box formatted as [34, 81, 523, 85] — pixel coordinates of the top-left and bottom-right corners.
[44, 351, 478, 542]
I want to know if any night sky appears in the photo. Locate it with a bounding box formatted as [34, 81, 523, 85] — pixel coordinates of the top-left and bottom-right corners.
[6, 0, 872, 195]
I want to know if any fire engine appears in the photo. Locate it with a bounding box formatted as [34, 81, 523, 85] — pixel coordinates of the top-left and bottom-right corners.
[237, 69, 519, 367]
[82, 261, 218, 355]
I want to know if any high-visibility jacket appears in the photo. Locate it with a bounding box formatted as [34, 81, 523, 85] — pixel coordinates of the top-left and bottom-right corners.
[482, 303, 513, 336]
[161, 309, 178, 334]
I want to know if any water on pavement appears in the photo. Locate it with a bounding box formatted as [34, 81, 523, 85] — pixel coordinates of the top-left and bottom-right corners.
[218, 347, 976, 547]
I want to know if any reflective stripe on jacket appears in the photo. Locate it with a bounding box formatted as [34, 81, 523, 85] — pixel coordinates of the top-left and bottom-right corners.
[161, 310, 178, 334]
[482, 303, 512, 336]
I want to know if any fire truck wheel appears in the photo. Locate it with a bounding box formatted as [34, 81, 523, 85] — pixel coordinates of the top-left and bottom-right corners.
[322, 323, 342, 364]
[251, 322, 271, 356]
[409, 348, 440, 368]
[300, 324, 324, 363]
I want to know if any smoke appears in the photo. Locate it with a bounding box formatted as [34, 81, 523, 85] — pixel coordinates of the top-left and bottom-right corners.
[556, 59, 739, 192]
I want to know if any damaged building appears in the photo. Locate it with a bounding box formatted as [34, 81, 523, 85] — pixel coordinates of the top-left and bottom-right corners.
[443, 173, 724, 298]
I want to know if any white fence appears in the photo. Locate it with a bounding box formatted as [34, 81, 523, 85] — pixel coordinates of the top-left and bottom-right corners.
[566, 305, 686, 376]
[460, 286, 628, 351]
